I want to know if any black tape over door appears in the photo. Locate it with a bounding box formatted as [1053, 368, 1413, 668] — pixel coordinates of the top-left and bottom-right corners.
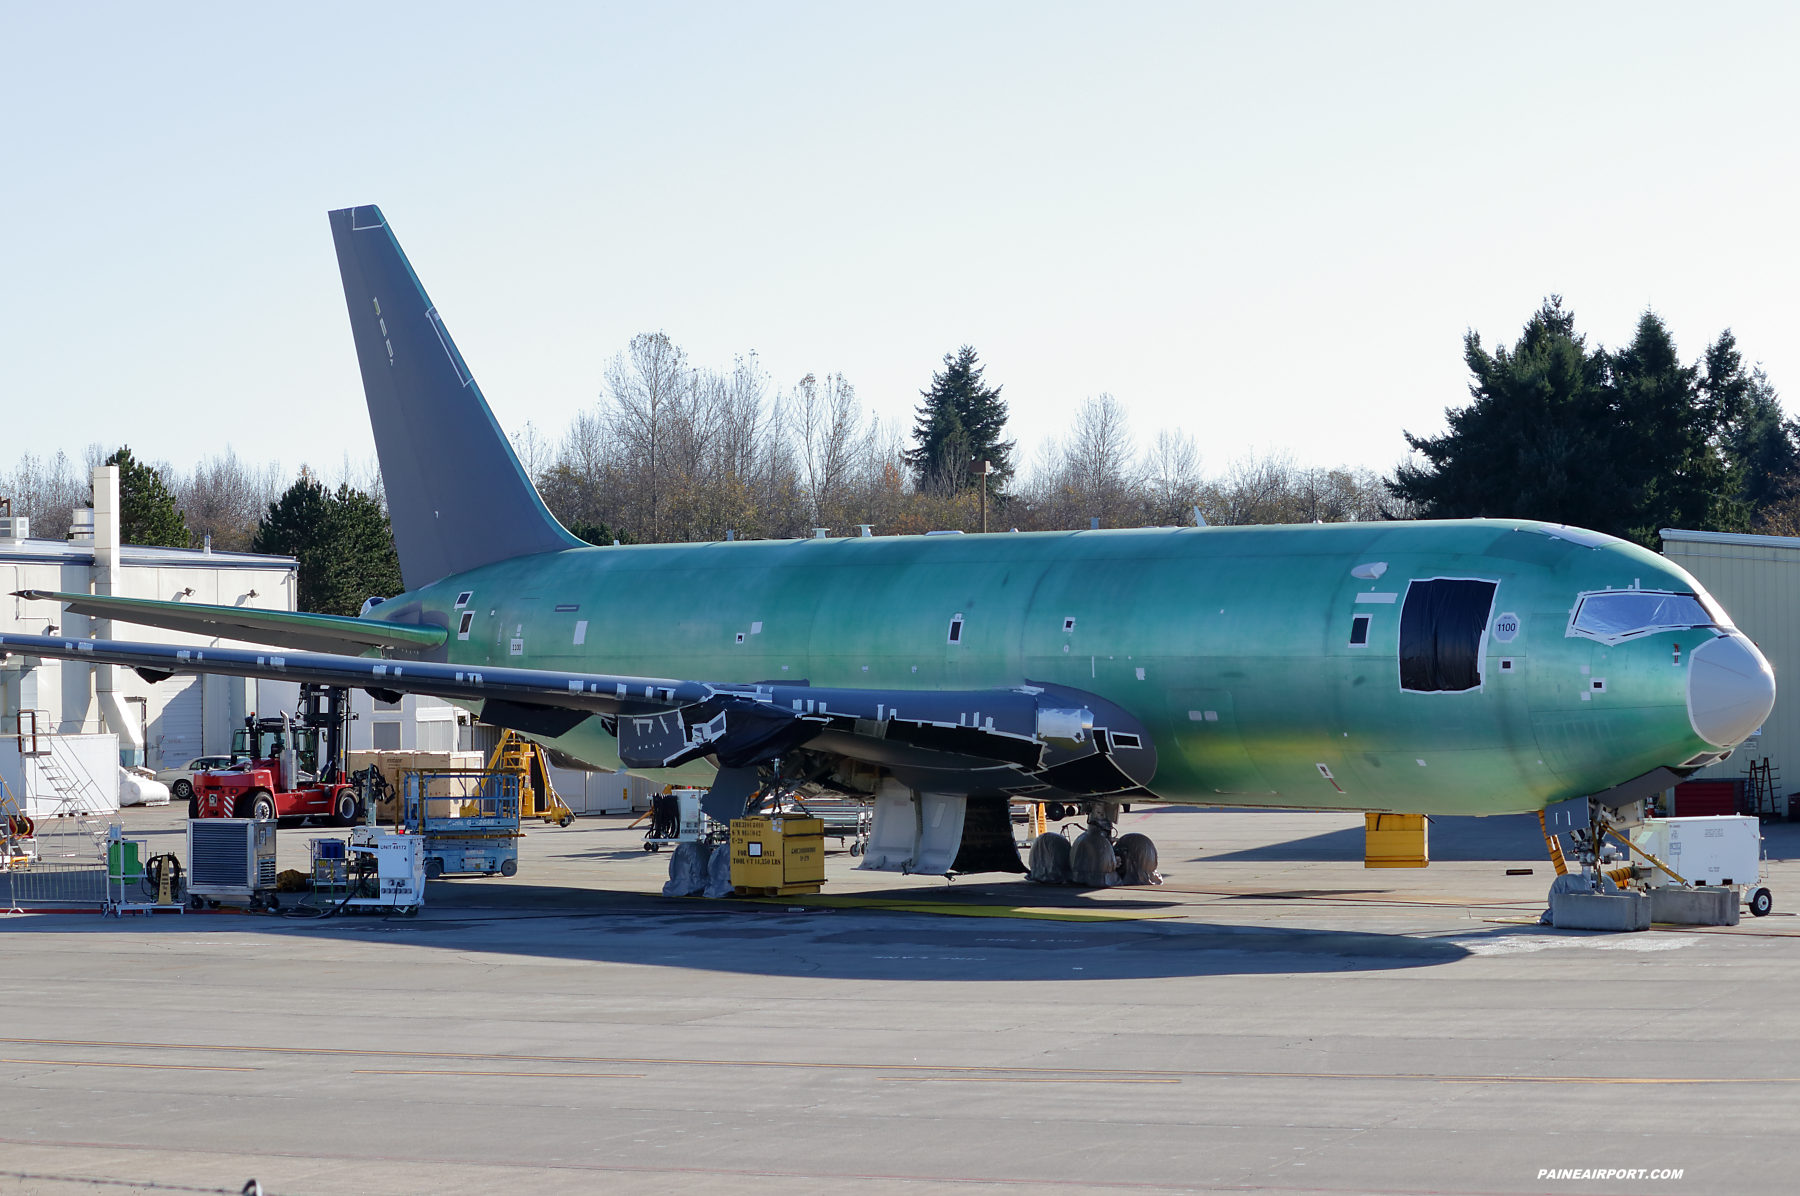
[1399, 579, 1497, 692]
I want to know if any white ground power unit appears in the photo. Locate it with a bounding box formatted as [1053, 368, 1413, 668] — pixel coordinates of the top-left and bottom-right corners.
[186, 818, 278, 906]
[1631, 815, 1770, 914]
[345, 826, 425, 913]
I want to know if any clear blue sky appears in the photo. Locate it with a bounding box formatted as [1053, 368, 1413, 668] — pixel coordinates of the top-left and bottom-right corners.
[3, 2, 1795, 481]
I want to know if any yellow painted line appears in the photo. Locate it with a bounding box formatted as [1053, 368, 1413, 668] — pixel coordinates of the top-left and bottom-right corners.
[3, 1058, 259, 1072]
[355, 1069, 643, 1079]
[881, 1076, 1180, 1084]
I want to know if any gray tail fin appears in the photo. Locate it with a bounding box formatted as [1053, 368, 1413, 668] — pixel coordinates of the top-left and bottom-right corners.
[329, 205, 580, 590]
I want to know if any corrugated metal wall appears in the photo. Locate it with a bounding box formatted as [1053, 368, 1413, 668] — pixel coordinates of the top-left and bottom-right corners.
[1662, 532, 1800, 798]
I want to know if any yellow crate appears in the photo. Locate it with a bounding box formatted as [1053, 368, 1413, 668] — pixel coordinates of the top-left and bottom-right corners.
[731, 816, 825, 894]
[1364, 813, 1429, 868]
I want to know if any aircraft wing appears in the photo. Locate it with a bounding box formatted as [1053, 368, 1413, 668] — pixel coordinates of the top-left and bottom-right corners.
[10, 590, 446, 655]
[0, 631, 1156, 805]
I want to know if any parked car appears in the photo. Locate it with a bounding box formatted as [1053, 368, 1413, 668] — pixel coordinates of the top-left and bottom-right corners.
[154, 755, 236, 803]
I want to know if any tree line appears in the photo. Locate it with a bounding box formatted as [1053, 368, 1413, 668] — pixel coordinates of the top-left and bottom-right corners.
[520, 334, 1398, 544]
[0, 446, 400, 617]
[3, 298, 1791, 615]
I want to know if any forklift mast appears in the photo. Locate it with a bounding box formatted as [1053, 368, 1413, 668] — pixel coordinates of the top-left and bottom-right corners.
[225, 687, 350, 787]
[299, 684, 350, 787]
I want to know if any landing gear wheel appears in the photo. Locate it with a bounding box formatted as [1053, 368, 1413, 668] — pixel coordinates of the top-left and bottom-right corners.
[424, 857, 444, 880]
[500, 858, 518, 877]
[1751, 887, 1773, 917]
[333, 789, 360, 826]
[172, 779, 194, 801]
[249, 790, 277, 822]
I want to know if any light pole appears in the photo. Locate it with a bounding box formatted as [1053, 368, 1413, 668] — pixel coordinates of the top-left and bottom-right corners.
[977, 459, 991, 534]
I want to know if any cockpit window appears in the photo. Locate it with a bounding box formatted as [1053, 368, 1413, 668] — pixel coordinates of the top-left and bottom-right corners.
[1569, 591, 1713, 643]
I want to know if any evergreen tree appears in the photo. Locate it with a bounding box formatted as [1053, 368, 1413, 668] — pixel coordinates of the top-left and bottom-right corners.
[101, 446, 189, 547]
[1723, 366, 1798, 514]
[905, 346, 1015, 493]
[252, 473, 402, 616]
[1391, 299, 1753, 546]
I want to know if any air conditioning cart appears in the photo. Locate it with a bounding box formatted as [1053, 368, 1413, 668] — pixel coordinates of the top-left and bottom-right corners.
[186, 817, 279, 911]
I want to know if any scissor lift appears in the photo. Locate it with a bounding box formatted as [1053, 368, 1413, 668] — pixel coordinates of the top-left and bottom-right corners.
[402, 770, 522, 879]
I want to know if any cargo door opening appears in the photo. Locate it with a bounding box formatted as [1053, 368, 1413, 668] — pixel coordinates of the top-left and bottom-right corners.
[1399, 578, 1498, 693]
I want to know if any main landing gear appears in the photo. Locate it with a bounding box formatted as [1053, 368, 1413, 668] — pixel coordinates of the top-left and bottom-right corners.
[1027, 801, 1162, 888]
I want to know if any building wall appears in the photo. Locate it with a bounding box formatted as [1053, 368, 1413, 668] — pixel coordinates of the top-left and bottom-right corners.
[1661, 530, 1800, 795]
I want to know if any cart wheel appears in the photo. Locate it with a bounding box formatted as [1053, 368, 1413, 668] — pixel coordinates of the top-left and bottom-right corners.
[1752, 887, 1773, 917]
[207, 899, 220, 909]
[644, 842, 660, 853]
[404, 905, 420, 917]
[266, 894, 281, 912]
[425, 858, 444, 880]
[500, 858, 518, 877]
[558, 814, 575, 828]
[190, 896, 204, 910]
[849, 841, 861, 857]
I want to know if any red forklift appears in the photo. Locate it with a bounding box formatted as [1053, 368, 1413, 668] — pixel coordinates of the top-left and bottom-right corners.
[191, 685, 362, 826]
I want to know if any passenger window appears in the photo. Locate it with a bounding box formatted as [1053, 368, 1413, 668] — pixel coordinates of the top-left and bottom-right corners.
[1400, 578, 1498, 692]
[1350, 615, 1370, 645]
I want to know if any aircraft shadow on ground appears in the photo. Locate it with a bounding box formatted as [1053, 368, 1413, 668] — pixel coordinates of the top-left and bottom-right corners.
[1202, 813, 1555, 863]
[17, 882, 1472, 981]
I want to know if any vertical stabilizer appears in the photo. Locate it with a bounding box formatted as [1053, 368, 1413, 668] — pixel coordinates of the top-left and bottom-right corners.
[329, 206, 581, 590]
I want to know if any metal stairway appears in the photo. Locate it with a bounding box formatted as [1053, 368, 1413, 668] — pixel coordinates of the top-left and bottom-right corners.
[29, 738, 111, 860]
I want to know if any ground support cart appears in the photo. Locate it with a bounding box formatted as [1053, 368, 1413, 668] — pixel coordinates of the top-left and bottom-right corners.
[104, 826, 183, 916]
[643, 787, 709, 852]
[402, 770, 521, 879]
[1630, 815, 1773, 916]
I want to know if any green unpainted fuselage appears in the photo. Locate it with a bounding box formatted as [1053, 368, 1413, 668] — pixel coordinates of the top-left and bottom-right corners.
[375, 518, 1732, 816]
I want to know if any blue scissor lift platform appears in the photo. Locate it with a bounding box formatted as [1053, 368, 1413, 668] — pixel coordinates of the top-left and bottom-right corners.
[401, 770, 522, 879]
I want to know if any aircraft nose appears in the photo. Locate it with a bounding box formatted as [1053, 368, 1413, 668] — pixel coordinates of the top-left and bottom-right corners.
[1688, 632, 1776, 747]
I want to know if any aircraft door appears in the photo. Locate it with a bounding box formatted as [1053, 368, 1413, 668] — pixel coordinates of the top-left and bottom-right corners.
[1167, 689, 1277, 797]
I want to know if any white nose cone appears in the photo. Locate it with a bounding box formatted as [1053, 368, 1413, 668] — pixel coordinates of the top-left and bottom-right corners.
[1688, 632, 1776, 747]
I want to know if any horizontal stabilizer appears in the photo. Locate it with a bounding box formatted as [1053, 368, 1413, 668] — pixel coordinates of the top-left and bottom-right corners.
[11, 590, 445, 654]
